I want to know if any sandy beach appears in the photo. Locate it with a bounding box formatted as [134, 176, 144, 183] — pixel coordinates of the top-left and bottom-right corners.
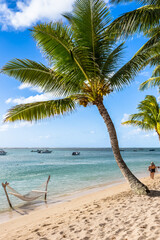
[1, 175, 160, 240]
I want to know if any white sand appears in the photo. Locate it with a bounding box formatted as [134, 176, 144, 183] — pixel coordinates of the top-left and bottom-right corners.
[1, 175, 160, 240]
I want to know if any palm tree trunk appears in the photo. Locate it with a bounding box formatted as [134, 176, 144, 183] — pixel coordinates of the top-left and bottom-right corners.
[96, 100, 150, 195]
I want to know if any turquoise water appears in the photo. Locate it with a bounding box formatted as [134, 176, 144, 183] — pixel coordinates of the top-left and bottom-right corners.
[0, 148, 160, 212]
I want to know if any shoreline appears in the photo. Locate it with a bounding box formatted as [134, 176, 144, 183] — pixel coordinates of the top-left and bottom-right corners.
[1, 147, 158, 216]
[1, 174, 159, 239]
[0, 178, 126, 224]
[0, 171, 149, 223]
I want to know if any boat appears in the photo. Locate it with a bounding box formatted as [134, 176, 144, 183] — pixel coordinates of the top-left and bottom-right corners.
[120, 149, 125, 152]
[133, 149, 137, 152]
[0, 149, 7, 155]
[31, 150, 39, 152]
[38, 149, 52, 154]
[72, 152, 80, 156]
[149, 149, 155, 151]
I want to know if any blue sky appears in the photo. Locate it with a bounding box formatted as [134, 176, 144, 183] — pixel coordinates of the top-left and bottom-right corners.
[0, 0, 159, 148]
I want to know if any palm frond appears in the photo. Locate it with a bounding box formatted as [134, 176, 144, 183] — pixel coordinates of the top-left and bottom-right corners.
[147, 55, 160, 67]
[109, 5, 160, 38]
[109, 32, 160, 90]
[65, 0, 114, 74]
[102, 42, 125, 76]
[122, 95, 160, 134]
[109, 49, 149, 90]
[4, 98, 76, 122]
[140, 77, 160, 90]
[31, 22, 73, 63]
[1, 59, 82, 96]
[146, 26, 160, 38]
[1, 59, 58, 92]
[110, 0, 159, 5]
[139, 48, 160, 90]
[137, 97, 158, 123]
[134, 31, 160, 57]
[152, 65, 160, 77]
[122, 120, 154, 131]
[31, 22, 90, 82]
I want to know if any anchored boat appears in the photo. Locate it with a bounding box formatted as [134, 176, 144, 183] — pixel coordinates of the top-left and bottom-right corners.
[31, 150, 39, 152]
[0, 149, 7, 155]
[72, 152, 80, 156]
[38, 149, 52, 154]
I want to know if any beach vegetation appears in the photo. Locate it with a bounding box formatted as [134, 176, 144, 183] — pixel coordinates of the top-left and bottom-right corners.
[1, 0, 150, 194]
[110, 0, 160, 90]
[122, 95, 160, 141]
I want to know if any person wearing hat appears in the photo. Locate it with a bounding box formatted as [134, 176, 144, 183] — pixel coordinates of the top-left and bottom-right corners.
[148, 162, 160, 179]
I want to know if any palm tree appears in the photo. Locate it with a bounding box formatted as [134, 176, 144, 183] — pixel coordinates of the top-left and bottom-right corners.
[122, 95, 160, 141]
[139, 39, 160, 90]
[1, 0, 150, 194]
[110, 0, 160, 90]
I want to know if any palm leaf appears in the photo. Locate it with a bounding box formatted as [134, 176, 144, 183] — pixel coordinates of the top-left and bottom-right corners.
[64, 0, 114, 74]
[1, 59, 83, 96]
[108, 5, 160, 38]
[122, 95, 160, 133]
[151, 65, 160, 77]
[122, 120, 154, 130]
[31, 22, 73, 63]
[102, 42, 125, 76]
[4, 98, 76, 122]
[140, 77, 160, 90]
[31, 22, 91, 82]
[134, 31, 160, 57]
[110, 0, 159, 5]
[109, 49, 149, 90]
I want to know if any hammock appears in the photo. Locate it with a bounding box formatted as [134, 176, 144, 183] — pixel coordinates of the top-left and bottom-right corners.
[6, 185, 47, 201]
[2, 176, 50, 204]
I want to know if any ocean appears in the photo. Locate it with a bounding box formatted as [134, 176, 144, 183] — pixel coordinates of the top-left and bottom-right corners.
[0, 148, 160, 212]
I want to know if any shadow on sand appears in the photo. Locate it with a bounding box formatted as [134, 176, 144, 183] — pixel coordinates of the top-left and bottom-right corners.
[148, 190, 160, 197]
[7, 199, 63, 217]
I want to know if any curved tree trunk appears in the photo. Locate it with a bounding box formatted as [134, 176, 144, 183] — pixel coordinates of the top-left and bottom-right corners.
[158, 132, 160, 142]
[96, 101, 150, 195]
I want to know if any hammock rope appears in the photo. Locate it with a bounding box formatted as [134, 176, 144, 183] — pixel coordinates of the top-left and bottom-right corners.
[7, 184, 47, 201]
[2, 176, 50, 208]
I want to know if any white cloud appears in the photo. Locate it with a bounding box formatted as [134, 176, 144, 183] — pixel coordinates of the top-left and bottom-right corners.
[38, 135, 50, 139]
[18, 83, 43, 93]
[121, 113, 130, 123]
[0, 124, 10, 132]
[128, 128, 142, 135]
[144, 134, 150, 137]
[0, 121, 33, 132]
[5, 98, 13, 104]
[90, 130, 95, 134]
[123, 128, 157, 140]
[6, 93, 53, 104]
[13, 122, 33, 128]
[0, 2, 13, 30]
[0, 0, 74, 29]
[0, 0, 109, 30]
[121, 114, 158, 139]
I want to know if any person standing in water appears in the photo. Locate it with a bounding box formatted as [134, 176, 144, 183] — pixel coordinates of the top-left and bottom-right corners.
[148, 162, 160, 179]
